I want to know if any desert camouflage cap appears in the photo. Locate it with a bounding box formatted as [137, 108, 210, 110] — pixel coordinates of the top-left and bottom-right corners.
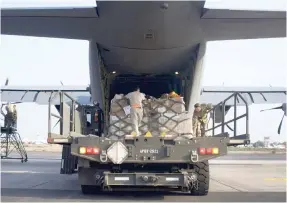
[194, 103, 200, 107]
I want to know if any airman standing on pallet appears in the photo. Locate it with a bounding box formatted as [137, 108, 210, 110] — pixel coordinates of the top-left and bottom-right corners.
[125, 87, 146, 136]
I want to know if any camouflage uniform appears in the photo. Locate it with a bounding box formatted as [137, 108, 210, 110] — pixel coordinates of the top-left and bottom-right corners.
[193, 103, 213, 137]
[4, 105, 14, 128]
[193, 103, 201, 137]
[193, 118, 201, 137]
[12, 105, 17, 129]
[198, 103, 212, 137]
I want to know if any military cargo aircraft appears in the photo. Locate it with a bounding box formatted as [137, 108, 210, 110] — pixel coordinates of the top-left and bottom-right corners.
[1, 0, 286, 110]
[1, 1, 286, 195]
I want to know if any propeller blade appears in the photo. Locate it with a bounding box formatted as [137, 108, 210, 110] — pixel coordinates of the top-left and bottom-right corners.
[5, 78, 9, 86]
[260, 106, 282, 112]
[283, 103, 286, 116]
[60, 81, 64, 86]
[277, 114, 285, 135]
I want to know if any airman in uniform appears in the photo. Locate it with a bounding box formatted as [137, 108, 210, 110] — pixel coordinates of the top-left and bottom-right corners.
[198, 103, 213, 137]
[125, 87, 146, 136]
[193, 103, 213, 137]
[12, 105, 18, 129]
[193, 103, 202, 137]
[2, 104, 14, 128]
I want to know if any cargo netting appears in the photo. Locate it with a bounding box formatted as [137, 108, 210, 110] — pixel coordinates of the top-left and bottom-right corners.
[107, 95, 193, 140]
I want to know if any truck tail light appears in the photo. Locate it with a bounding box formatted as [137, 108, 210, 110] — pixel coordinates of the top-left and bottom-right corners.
[198, 147, 219, 155]
[79, 147, 100, 155]
[206, 148, 212, 154]
[199, 148, 206, 155]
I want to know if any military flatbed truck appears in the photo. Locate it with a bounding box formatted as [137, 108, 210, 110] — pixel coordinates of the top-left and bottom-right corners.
[47, 76, 250, 196]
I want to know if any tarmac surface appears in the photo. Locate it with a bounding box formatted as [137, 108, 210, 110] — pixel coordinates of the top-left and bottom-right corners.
[1, 152, 286, 202]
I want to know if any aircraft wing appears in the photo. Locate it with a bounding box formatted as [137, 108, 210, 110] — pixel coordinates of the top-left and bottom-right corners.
[2, 85, 286, 106]
[0, 7, 99, 39]
[0, 86, 91, 105]
[200, 86, 287, 106]
[1, 2, 286, 41]
[202, 9, 286, 40]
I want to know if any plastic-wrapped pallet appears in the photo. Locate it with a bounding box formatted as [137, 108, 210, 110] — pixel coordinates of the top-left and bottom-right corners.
[147, 98, 190, 137]
[107, 95, 191, 139]
[108, 116, 151, 139]
[110, 96, 128, 118]
[108, 115, 131, 140]
[150, 97, 185, 114]
[148, 112, 193, 136]
[159, 112, 193, 135]
[168, 97, 186, 114]
[108, 94, 130, 139]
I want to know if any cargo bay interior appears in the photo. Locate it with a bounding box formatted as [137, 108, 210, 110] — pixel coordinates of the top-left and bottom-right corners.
[89, 43, 205, 130]
[97, 47, 202, 108]
[110, 74, 183, 99]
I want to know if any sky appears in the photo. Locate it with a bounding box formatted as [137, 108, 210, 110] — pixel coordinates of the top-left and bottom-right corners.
[0, 0, 286, 143]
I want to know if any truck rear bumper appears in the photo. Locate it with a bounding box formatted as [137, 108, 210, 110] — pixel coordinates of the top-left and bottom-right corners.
[104, 172, 194, 187]
[78, 168, 197, 190]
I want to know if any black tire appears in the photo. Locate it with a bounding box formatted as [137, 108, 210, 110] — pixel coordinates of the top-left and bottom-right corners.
[81, 185, 101, 195]
[190, 160, 209, 196]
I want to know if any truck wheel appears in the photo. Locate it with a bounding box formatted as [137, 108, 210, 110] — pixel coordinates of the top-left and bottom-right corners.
[81, 185, 100, 195]
[190, 161, 209, 196]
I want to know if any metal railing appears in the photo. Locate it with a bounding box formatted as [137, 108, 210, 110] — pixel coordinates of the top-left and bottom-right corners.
[47, 91, 82, 141]
[205, 92, 250, 144]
